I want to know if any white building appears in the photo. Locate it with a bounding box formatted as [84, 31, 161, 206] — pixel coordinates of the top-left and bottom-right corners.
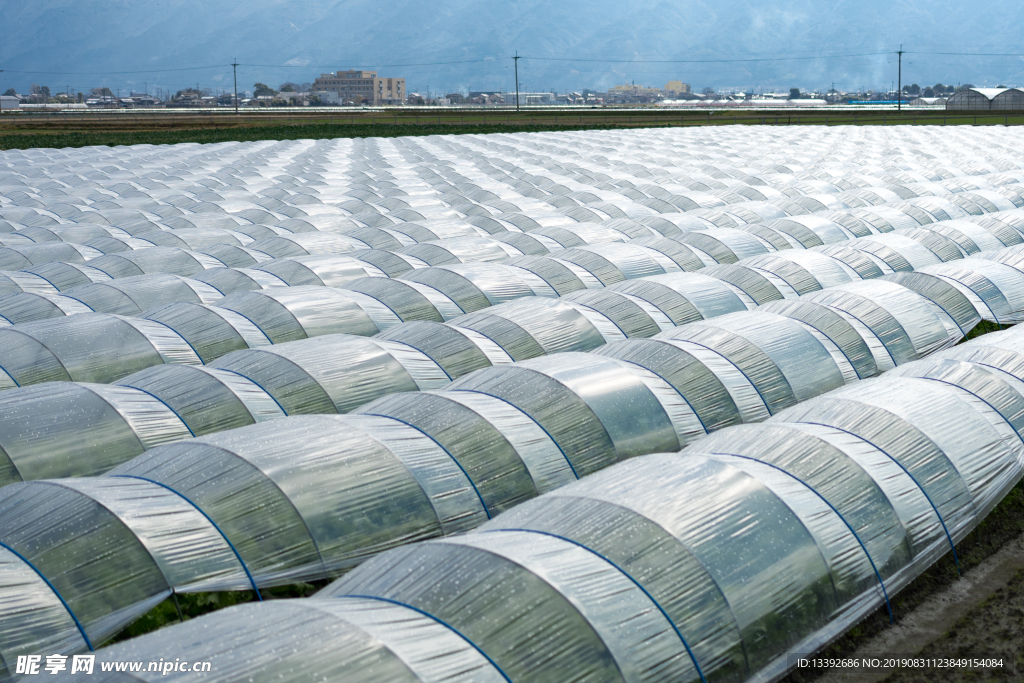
[503, 92, 555, 105]
[313, 91, 341, 105]
[0, 96, 20, 111]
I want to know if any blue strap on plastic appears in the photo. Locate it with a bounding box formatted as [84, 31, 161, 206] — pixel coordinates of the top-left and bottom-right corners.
[110, 474, 262, 601]
[611, 355, 710, 436]
[915, 376, 1024, 447]
[670, 339, 775, 416]
[778, 314, 866, 380]
[337, 594, 512, 683]
[376, 338, 453, 381]
[447, 388, 579, 479]
[569, 302, 629, 338]
[198, 306, 266, 343]
[894, 285, 967, 337]
[0, 541, 94, 651]
[117, 385, 196, 437]
[798, 420, 962, 573]
[811, 302, 899, 367]
[0, 363, 19, 388]
[141, 317, 205, 365]
[359, 413, 491, 519]
[712, 452, 893, 623]
[208, 365, 290, 416]
[484, 528, 708, 683]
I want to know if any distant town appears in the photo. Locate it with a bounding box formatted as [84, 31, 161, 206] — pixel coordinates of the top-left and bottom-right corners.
[0, 68, 1018, 110]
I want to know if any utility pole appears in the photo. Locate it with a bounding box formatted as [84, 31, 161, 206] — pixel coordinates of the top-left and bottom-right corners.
[514, 51, 521, 111]
[897, 45, 904, 111]
[232, 59, 239, 113]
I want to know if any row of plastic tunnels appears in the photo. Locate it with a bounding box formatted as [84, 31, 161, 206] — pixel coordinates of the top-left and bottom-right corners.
[5, 208, 1024, 680]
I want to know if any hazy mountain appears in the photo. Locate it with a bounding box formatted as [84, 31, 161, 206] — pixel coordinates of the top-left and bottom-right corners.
[2, 0, 1022, 95]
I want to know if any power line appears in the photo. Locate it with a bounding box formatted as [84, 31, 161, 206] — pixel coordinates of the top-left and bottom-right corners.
[241, 59, 497, 69]
[521, 51, 893, 64]
[912, 51, 1024, 57]
[1, 65, 230, 75]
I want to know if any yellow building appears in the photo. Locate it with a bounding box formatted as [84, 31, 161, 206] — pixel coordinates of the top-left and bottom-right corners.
[665, 80, 691, 95]
[610, 84, 662, 98]
[312, 70, 405, 105]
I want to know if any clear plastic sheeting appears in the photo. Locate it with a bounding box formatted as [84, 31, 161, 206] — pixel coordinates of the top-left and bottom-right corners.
[678, 228, 778, 263]
[375, 321, 515, 379]
[646, 311, 851, 415]
[138, 228, 251, 251]
[45, 598, 506, 683]
[909, 258, 1024, 324]
[0, 545, 89, 678]
[190, 267, 289, 295]
[444, 352, 688, 476]
[214, 286, 395, 343]
[117, 365, 286, 433]
[929, 327, 1024, 386]
[0, 381, 192, 484]
[559, 289, 676, 337]
[140, 302, 272, 363]
[798, 279, 972, 366]
[19, 262, 111, 291]
[0, 292, 94, 325]
[738, 251, 862, 294]
[532, 243, 684, 286]
[773, 367, 1024, 540]
[0, 261, 964, 488]
[0, 313, 200, 388]
[504, 255, 601, 295]
[0, 271, 59, 297]
[109, 414, 492, 585]
[309, 348, 1024, 683]
[1, 124, 1024, 676]
[698, 264, 785, 305]
[817, 236, 913, 274]
[0, 363, 286, 486]
[400, 263, 558, 312]
[84, 247, 225, 279]
[0, 477, 247, 660]
[568, 242, 696, 279]
[446, 298, 611, 360]
[344, 277, 466, 321]
[58, 274, 224, 317]
[0, 325, 859, 651]
[758, 298, 880, 381]
[4, 260, 970, 491]
[347, 249, 428, 277]
[760, 215, 866, 246]
[875, 272, 982, 339]
[609, 271, 755, 322]
[400, 237, 524, 265]
[248, 233, 374, 258]
[196, 244, 274, 269]
[921, 219, 1019, 255]
[210, 335, 449, 414]
[254, 254, 388, 287]
[0, 243, 101, 270]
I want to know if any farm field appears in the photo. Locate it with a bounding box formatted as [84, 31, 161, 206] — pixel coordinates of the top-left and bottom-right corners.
[2, 125, 1024, 681]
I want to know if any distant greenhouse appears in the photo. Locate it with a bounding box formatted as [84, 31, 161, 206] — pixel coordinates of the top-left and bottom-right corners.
[946, 87, 1024, 110]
